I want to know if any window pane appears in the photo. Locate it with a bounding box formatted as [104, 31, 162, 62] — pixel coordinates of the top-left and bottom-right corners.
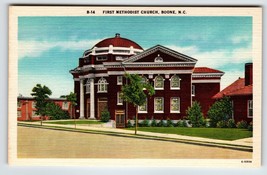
[155, 98, 163, 111]
[171, 98, 180, 112]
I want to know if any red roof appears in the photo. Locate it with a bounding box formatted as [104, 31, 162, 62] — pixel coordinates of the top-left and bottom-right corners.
[213, 78, 253, 99]
[193, 67, 224, 74]
[94, 33, 143, 50]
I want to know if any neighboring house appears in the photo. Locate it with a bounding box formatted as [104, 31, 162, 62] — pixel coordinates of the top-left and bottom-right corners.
[17, 96, 72, 121]
[70, 33, 224, 127]
[213, 63, 253, 123]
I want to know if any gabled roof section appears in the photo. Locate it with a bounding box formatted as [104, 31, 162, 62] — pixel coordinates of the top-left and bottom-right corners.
[123, 45, 197, 63]
[193, 67, 224, 74]
[213, 78, 252, 99]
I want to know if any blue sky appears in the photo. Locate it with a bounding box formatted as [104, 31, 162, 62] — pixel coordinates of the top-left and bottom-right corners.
[18, 16, 252, 97]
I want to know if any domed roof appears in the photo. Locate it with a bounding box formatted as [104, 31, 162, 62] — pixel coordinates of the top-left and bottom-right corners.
[93, 33, 143, 50]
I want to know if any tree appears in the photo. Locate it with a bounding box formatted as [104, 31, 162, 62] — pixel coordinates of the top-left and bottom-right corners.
[186, 101, 205, 127]
[121, 73, 155, 135]
[207, 96, 233, 127]
[61, 92, 77, 128]
[31, 84, 52, 126]
[60, 92, 77, 118]
[46, 102, 70, 120]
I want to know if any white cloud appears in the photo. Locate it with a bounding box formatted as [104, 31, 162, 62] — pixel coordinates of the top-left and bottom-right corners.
[18, 39, 102, 59]
[166, 44, 252, 69]
[231, 35, 250, 44]
[220, 70, 244, 90]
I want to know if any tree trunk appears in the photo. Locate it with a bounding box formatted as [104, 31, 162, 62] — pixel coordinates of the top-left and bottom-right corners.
[135, 107, 138, 135]
[41, 115, 43, 126]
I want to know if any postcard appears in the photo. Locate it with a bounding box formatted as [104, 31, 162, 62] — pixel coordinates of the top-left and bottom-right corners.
[8, 6, 262, 167]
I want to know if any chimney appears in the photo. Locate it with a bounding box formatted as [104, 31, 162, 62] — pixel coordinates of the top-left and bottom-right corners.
[245, 63, 253, 86]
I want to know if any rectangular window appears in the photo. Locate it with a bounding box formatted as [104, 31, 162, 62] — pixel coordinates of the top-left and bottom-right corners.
[117, 76, 123, 85]
[154, 97, 164, 113]
[85, 83, 90, 94]
[17, 110, 21, 118]
[170, 97, 180, 113]
[248, 100, 253, 118]
[192, 85, 195, 96]
[32, 111, 39, 118]
[117, 92, 123, 105]
[138, 98, 147, 113]
[96, 56, 107, 61]
[62, 102, 69, 110]
[32, 101, 37, 108]
[17, 101, 22, 108]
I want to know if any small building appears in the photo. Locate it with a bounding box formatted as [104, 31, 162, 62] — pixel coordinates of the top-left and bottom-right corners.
[70, 33, 224, 127]
[17, 96, 72, 121]
[213, 63, 253, 123]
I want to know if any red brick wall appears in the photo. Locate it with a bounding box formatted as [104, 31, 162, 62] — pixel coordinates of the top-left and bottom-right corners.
[231, 95, 253, 123]
[192, 83, 220, 116]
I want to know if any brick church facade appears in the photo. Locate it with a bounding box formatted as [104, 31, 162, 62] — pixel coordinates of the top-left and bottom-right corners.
[70, 34, 224, 127]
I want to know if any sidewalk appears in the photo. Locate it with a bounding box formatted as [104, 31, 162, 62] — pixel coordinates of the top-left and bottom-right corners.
[18, 121, 253, 152]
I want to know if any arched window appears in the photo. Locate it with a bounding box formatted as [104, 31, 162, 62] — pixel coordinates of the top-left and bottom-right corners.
[154, 54, 163, 62]
[141, 76, 147, 84]
[154, 75, 164, 89]
[170, 75, 180, 89]
[98, 78, 108, 92]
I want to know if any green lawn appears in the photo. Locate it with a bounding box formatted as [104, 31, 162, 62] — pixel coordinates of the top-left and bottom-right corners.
[43, 120, 104, 125]
[126, 127, 252, 141]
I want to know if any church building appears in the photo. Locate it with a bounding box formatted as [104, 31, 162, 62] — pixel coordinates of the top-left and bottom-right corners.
[70, 34, 224, 127]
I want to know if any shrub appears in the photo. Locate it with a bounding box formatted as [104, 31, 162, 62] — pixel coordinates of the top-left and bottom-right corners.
[151, 119, 157, 127]
[127, 120, 133, 128]
[140, 118, 150, 127]
[166, 118, 174, 127]
[186, 101, 205, 127]
[227, 119, 236, 128]
[236, 120, 248, 129]
[46, 102, 70, 120]
[176, 120, 188, 127]
[247, 122, 253, 131]
[157, 120, 165, 127]
[207, 97, 233, 127]
[216, 120, 228, 128]
[100, 108, 110, 122]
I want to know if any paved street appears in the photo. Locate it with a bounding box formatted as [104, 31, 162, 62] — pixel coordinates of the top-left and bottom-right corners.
[17, 126, 252, 159]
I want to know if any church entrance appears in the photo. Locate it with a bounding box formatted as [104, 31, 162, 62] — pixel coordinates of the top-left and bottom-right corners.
[115, 110, 125, 128]
[98, 98, 108, 119]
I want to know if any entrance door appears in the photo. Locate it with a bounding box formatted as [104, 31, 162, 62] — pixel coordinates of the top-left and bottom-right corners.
[115, 110, 125, 128]
[98, 98, 108, 119]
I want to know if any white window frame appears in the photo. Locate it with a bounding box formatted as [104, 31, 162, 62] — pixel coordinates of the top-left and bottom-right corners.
[154, 75, 164, 90]
[170, 97, 180, 113]
[32, 111, 39, 118]
[17, 110, 21, 118]
[154, 97, 164, 113]
[117, 76, 123, 85]
[96, 56, 107, 61]
[17, 101, 22, 108]
[192, 85, 195, 96]
[138, 98, 147, 113]
[170, 75, 181, 90]
[62, 102, 69, 110]
[248, 100, 253, 118]
[97, 77, 108, 93]
[32, 101, 37, 108]
[117, 92, 123, 105]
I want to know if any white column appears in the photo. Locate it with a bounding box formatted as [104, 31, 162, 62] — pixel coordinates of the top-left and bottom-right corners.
[89, 78, 95, 119]
[79, 79, 85, 119]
